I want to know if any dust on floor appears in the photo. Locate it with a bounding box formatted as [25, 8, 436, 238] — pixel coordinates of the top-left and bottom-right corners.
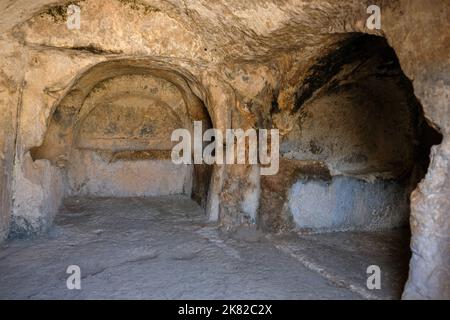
[0, 196, 409, 299]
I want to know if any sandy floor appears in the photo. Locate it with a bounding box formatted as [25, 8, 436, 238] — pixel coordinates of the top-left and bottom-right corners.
[0, 196, 410, 299]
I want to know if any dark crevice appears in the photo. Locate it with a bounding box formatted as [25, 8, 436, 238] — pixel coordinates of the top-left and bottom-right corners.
[270, 91, 281, 114]
[71, 45, 123, 55]
[293, 34, 401, 113]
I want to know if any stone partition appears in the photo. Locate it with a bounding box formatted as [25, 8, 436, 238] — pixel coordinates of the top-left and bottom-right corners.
[0, 0, 448, 299]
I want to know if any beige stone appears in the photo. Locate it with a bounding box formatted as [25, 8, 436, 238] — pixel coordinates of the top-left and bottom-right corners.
[0, 0, 448, 299]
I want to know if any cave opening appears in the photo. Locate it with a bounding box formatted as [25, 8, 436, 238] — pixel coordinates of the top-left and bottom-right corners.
[1, 0, 449, 301]
[262, 34, 443, 298]
[28, 61, 214, 229]
[9, 37, 443, 300]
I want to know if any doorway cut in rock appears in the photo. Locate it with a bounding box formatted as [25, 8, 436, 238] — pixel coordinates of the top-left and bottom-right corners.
[262, 34, 442, 233]
[260, 34, 442, 298]
[25, 60, 213, 237]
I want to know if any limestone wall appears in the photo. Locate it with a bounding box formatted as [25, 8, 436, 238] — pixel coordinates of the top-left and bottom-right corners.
[0, 0, 448, 298]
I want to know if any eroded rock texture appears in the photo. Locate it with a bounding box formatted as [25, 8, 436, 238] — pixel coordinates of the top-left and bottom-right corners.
[0, 0, 448, 299]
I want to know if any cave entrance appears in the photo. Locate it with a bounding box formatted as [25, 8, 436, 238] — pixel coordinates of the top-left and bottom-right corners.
[265, 34, 442, 298]
[31, 60, 213, 220]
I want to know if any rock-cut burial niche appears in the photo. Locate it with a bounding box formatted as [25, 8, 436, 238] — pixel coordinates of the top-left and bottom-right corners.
[261, 34, 442, 233]
[31, 66, 212, 209]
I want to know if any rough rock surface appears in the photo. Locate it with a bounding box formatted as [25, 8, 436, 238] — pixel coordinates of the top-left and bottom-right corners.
[0, 0, 448, 299]
[0, 196, 409, 299]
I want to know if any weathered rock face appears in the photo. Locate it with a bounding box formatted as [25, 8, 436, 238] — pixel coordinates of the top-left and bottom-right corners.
[0, 0, 448, 299]
[258, 34, 441, 233]
[34, 73, 200, 197]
